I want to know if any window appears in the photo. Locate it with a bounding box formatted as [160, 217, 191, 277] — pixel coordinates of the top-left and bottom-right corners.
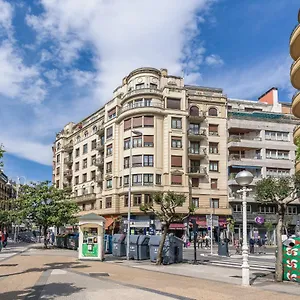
[211, 179, 218, 189]
[106, 126, 113, 139]
[56, 154, 60, 164]
[56, 180, 59, 188]
[132, 155, 142, 167]
[209, 161, 219, 172]
[156, 174, 162, 185]
[75, 162, 79, 171]
[132, 174, 142, 185]
[209, 142, 219, 154]
[150, 83, 157, 89]
[133, 194, 142, 206]
[189, 123, 200, 134]
[75, 176, 79, 185]
[171, 155, 182, 167]
[106, 178, 112, 189]
[77, 135, 81, 142]
[82, 204, 86, 211]
[82, 173, 87, 182]
[106, 144, 113, 156]
[266, 168, 290, 177]
[93, 125, 97, 133]
[57, 142, 61, 150]
[124, 138, 131, 149]
[167, 98, 181, 109]
[75, 148, 80, 157]
[287, 206, 297, 215]
[82, 187, 87, 195]
[124, 195, 129, 207]
[233, 204, 251, 213]
[144, 155, 154, 167]
[209, 124, 218, 136]
[99, 201, 103, 209]
[108, 107, 116, 120]
[124, 175, 129, 186]
[259, 206, 276, 214]
[144, 135, 154, 147]
[144, 116, 154, 127]
[124, 119, 131, 131]
[83, 144, 88, 154]
[119, 176, 122, 187]
[133, 136, 142, 148]
[266, 149, 289, 160]
[189, 142, 200, 153]
[136, 83, 145, 89]
[171, 174, 182, 185]
[265, 131, 289, 141]
[145, 194, 152, 205]
[84, 131, 88, 138]
[144, 99, 152, 106]
[106, 162, 112, 173]
[133, 116, 142, 128]
[143, 174, 153, 185]
[91, 139, 97, 150]
[190, 106, 199, 116]
[208, 107, 218, 116]
[210, 198, 219, 208]
[106, 197, 112, 208]
[135, 99, 143, 107]
[91, 155, 96, 166]
[171, 117, 182, 129]
[192, 198, 199, 208]
[83, 158, 87, 169]
[91, 171, 96, 181]
[56, 167, 60, 175]
[171, 137, 182, 148]
[124, 157, 130, 169]
[191, 178, 199, 187]
[91, 202, 95, 210]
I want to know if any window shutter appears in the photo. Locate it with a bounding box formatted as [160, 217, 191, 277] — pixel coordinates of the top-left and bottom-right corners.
[108, 107, 116, 117]
[124, 119, 131, 131]
[133, 116, 142, 128]
[209, 124, 218, 132]
[144, 116, 154, 126]
[132, 155, 142, 166]
[144, 135, 154, 143]
[167, 98, 181, 109]
[171, 155, 182, 167]
[171, 175, 182, 184]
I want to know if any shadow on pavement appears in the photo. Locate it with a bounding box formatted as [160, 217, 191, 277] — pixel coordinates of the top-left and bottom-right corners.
[0, 282, 84, 300]
[0, 261, 90, 278]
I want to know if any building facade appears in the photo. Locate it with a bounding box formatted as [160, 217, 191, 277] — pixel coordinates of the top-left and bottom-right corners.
[0, 172, 15, 207]
[228, 88, 300, 241]
[53, 67, 231, 234]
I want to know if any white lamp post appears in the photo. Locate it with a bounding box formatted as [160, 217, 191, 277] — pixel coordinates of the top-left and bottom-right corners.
[235, 170, 253, 286]
[126, 130, 143, 260]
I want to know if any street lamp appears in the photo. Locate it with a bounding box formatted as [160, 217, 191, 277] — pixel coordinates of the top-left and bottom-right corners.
[235, 170, 253, 286]
[6, 176, 26, 242]
[126, 130, 143, 260]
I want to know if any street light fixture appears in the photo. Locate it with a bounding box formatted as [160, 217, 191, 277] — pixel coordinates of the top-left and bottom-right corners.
[235, 170, 253, 286]
[126, 130, 143, 261]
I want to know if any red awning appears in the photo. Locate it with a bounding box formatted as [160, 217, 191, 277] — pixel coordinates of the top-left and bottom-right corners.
[105, 218, 115, 229]
[169, 223, 185, 230]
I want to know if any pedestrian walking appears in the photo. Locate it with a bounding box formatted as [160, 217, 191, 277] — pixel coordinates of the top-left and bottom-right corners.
[51, 231, 55, 245]
[249, 237, 255, 254]
[3, 229, 8, 248]
[257, 236, 262, 254]
[197, 234, 203, 249]
[234, 239, 241, 254]
[262, 236, 266, 254]
[0, 230, 3, 252]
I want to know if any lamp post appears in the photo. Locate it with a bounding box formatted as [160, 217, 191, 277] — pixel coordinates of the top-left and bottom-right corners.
[6, 176, 26, 242]
[126, 130, 143, 260]
[235, 170, 253, 286]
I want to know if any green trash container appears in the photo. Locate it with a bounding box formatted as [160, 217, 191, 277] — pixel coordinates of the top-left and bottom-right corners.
[56, 235, 68, 248]
[66, 234, 79, 250]
[283, 237, 300, 282]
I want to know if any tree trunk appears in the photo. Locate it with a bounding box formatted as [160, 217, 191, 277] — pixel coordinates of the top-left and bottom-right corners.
[43, 227, 48, 249]
[156, 223, 169, 265]
[275, 206, 285, 282]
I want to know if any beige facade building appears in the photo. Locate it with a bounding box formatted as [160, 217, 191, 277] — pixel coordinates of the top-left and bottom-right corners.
[53, 67, 230, 232]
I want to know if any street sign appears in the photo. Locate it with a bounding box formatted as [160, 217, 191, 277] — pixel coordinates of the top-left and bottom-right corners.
[206, 215, 219, 227]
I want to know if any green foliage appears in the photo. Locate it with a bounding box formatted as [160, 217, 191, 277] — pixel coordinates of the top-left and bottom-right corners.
[227, 217, 235, 232]
[0, 144, 5, 169]
[264, 220, 273, 233]
[296, 138, 300, 161]
[140, 191, 194, 224]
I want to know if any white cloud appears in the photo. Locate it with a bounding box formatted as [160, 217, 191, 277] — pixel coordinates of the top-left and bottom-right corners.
[0, 0, 13, 36]
[205, 54, 224, 66]
[70, 69, 97, 87]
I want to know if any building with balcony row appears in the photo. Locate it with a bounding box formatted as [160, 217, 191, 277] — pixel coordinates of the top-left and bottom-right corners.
[0, 172, 16, 209]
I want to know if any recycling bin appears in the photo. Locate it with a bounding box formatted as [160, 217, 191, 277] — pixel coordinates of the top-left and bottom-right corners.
[137, 235, 150, 260]
[218, 239, 229, 256]
[67, 234, 79, 250]
[104, 235, 113, 254]
[112, 234, 126, 257]
[283, 237, 300, 282]
[149, 235, 183, 264]
[56, 235, 68, 248]
[125, 235, 139, 260]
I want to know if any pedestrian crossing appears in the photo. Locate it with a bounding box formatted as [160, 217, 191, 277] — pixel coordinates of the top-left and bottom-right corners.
[0, 245, 29, 262]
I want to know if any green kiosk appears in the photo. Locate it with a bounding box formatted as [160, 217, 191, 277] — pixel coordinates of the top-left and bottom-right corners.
[78, 213, 106, 261]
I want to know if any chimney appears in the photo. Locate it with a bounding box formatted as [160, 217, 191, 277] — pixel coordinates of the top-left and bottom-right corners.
[258, 87, 278, 105]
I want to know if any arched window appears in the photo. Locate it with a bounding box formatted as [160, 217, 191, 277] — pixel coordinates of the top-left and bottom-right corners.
[93, 125, 97, 133]
[84, 131, 88, 137]
[57, 142, 61, 150]
[208, 107, 218, 116]
[77, 135, 81, 142]
[190, 106, 199, 116]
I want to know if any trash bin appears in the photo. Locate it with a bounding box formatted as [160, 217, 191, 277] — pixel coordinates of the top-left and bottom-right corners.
[67, 234, 79, 250]
[283, 237, 300, 282]
[149, 235, 183, 264]
[125, 235, 140, 260]
[218, 239, 229, 257]
[137, 235, 150, 260]
[104, 235, 112, 254]
[56, 234, 68, 248]
[112, 234, 126, 257]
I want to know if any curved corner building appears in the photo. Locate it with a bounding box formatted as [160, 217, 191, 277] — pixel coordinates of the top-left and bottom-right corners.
[52, 67, 230, 234]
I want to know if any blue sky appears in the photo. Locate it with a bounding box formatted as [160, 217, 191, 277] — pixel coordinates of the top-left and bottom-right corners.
[0, 0, 299, 182]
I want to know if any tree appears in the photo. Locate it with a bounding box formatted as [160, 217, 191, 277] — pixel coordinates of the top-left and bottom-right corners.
[140, 191, 194, 265]
[255, 175, 300, 281]
[18, 181, 79, 248]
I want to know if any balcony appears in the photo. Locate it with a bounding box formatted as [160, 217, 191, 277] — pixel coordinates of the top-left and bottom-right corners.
[63, 181, 71, 188]
[188, 147, 206, 159]
[187, 129, 206, 141]
[232, 212, 278, 223]
[293, 124, 300, 144]
[228, 135, 262, 149]
[229, 153, 262, 162]
[96, 127, 104, 136]
[290, 57, 300, 89]
[64, 143, 73, 153]
[64, 170, 73, 178]
[121, 88, 163, 104]
[118, 101, 164, 119]
[228, 173, 262, 185]
[187, 166, 207, 177]
[229, 192, 256, 202]
[188, 111, 206, 123]
[290, 23, 300, 61]
[96, 174, 103, 183]
[73, 193, 96, 203]
[296, 160, 300, 174]
[64, 157, 73, 165]
[95, 157, 104, 167]
[96, 142, 104, 151]
[292, 91, 300, 119]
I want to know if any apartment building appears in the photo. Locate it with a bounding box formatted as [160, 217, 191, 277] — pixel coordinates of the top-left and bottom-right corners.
[53, 67, 230, 234]
[228, 88, 300, 240]
[0, 172, 15, 209]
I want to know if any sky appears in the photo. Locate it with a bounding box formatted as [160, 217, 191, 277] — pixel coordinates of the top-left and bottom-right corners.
[0, 0, 299, 182]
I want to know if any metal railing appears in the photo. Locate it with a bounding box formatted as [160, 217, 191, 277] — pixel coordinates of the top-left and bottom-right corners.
[228, 135, 262, 142]
[188, 147, 206, 155]
[187, 129, 206, 137]
[95, 157, 104, 166]
[73, 193, 96, 203]
[122, 88, 162, 101]
[229, 154, 262, 161]
[63, 170, 73, 177]
[64, 157, 73, 164]
[187, 166, 207, 174]
[118, 101, 164, 115]
[64, 143, 73, 152]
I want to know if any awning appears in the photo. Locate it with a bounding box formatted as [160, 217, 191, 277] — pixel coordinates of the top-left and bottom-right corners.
[231, 166, 261, 169]
[169, 223, 185, 230]
[105, 217, 115, 229]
